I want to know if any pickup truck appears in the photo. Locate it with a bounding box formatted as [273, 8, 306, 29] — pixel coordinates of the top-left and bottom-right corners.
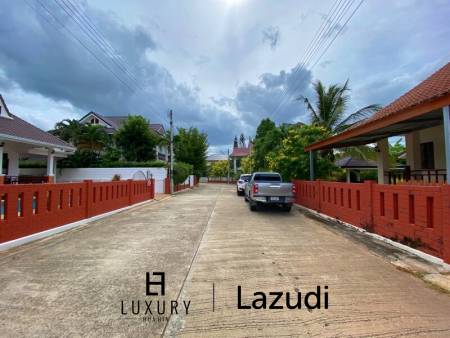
[244, 172, 295, 212]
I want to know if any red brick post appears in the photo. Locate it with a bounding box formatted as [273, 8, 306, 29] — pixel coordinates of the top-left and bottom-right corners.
[363, 180, 375, 229]
[164, 177, 170, 194]
[127, 179, 133, 205]
[442, 184, 450, 263]
[46, 176, 55, 183]
[317, 180, 322, 212]
[150, 178, 155, 199]
[0, 176, 4, 184]
[84, 180, 93, 218]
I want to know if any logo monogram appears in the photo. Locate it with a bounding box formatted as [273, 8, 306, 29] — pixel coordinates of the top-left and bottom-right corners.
[146, 272, 165, 296]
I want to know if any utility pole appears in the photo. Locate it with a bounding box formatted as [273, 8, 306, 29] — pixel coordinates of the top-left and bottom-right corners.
[169, 110, 174, 195]
[227, 148, 230, 184]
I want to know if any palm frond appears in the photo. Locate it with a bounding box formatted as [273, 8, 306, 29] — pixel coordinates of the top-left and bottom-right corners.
[334, 104, 381, 132]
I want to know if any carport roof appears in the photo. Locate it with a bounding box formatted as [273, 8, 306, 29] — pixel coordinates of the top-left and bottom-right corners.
[305, 62, 450, 151]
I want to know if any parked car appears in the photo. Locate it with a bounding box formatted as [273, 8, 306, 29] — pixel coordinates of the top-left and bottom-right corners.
[236, 174, 252, 196]
[245, 172, 295, 212]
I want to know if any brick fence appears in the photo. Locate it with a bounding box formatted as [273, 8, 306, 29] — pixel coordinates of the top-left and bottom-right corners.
[293, 180, 450, 263]
[0, 179, 154, 244]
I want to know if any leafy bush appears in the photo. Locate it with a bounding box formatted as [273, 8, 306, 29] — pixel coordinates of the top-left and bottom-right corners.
[19, 160, 47, 168]
[173, 162, 193, 184]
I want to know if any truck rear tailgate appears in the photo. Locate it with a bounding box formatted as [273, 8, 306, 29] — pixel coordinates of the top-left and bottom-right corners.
[256, 183, 292, 197]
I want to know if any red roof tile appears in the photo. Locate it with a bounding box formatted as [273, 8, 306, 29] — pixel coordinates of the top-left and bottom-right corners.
[230, 147, 251, 157]
[350, 62, 450, 130]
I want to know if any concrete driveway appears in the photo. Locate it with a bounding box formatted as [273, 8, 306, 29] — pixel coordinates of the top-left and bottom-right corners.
[1, 184, 450, 337]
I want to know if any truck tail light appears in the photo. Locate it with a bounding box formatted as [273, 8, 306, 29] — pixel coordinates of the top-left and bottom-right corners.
[292, 184, 296, 195]
[253, 183, 259, 194]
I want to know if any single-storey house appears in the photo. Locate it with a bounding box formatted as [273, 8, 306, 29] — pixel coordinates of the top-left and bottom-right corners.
[306, 62, 450, 184]
[230, 144, 252, 173]
[0, 95, 75, 184]
[335, 156, 377, 183]
[79, 112, 169, 161]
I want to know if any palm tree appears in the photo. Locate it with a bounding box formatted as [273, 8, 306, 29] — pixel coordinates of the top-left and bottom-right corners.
[50, 119, 84, 145]
[299, 80, 381, 161]
[77, 124, 108, 152]
[299, 80, 381, 134]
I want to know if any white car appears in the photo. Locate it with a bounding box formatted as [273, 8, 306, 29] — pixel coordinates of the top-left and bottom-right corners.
[236, 174, 251, 196]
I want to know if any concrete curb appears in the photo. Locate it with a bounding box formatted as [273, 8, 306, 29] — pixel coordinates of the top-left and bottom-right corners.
[0, 198, 157, 252]
[295, 203, 450, 271]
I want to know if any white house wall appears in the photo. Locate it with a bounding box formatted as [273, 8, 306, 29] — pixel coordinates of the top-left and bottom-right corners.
[406, 124, 446, 170]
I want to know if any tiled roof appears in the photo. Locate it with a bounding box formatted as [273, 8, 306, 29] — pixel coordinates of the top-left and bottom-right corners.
[350, 62, 450, 130]
[335, 156, 376, 168]
[0, 96, 75, 150]
[305, 62, 450, 151]
[230, 147, 251, 157]
[85, 113, 166, 136]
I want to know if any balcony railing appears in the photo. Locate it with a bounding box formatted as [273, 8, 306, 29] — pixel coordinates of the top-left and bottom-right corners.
[385, 167, 446, 184]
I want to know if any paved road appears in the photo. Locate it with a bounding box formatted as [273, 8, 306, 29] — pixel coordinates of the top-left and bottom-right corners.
[1, 184, 450, 337]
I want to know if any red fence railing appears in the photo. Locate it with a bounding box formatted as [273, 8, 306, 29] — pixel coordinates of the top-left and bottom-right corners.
[0, 179, 154, 244]
[293, 180, 450, 263]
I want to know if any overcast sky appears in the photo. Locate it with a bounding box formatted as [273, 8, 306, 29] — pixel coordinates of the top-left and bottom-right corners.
[0, 0, 449, 154]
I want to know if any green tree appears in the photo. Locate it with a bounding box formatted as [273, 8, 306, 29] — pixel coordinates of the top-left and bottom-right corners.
[209, 160, 229, 177]
[173, 162, 193, 184]
[389, 139, 406, 166]
[115, 116, 159, 162]
[77, 124, 108, 152]
[240, 155, 255, 174]
[50, 119, 84, 145]
[252, 118, 283, 170]
[266, 124, 334, 180]
[300, 80, 380, 134]
[174, 127, 208, 177]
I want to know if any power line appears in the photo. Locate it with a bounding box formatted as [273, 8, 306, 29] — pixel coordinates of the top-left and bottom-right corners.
[56, 0, 142, 88]
[31, 0, 137, 92]
[270, 0, 354, 118]
[24, 0, 171, 126]
[270, 0, 364, 120]
[275, 0, 344, 102]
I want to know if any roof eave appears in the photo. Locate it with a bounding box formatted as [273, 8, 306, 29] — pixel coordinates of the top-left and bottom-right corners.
[305, 93, 450, 152]
[0, 133, 76, 152]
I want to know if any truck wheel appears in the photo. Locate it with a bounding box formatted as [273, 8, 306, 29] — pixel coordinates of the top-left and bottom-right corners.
[249, 201, 258, 211]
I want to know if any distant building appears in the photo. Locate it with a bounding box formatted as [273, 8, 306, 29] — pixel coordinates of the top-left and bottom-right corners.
[230, 136, 252, 173]
[206, 154, 228, 165]
[79, 112, 168, 161]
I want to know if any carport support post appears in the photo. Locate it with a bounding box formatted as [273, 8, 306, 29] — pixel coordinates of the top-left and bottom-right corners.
[443, 105, 450, 181]
[309, 151, 315, 181]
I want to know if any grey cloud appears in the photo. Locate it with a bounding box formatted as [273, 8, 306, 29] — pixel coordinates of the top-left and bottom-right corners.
[262, 26, 280, 50]
[0, 1, 243, 146]
[234, 66, 314, 127]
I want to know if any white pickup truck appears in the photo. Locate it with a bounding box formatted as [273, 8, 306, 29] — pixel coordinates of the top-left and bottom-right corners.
[244, 172, 295, 212]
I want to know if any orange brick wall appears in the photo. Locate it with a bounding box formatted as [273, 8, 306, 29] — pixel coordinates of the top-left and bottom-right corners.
[0, 179, 154, 244]
[294, 180, 450, 263]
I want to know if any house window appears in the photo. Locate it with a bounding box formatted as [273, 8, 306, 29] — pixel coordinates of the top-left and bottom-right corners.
[420, 142, 434, 169]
